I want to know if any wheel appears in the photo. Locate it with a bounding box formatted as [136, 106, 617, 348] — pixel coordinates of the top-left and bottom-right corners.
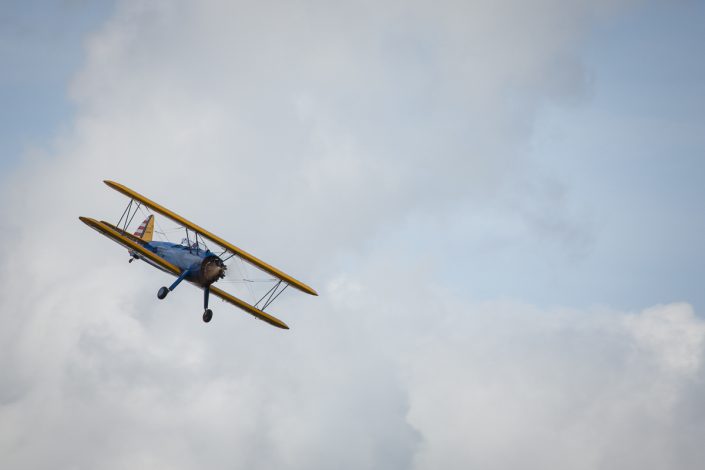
[157, 286, 169, 300]
[203, 309, 213, 323]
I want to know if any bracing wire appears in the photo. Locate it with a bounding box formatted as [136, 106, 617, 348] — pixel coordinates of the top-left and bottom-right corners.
[228, 255, 256, 303]
[220, 278, 277, 284]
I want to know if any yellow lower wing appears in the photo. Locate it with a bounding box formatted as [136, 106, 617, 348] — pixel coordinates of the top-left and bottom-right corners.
[80, 216, 289, 330]
[79, 217, 180, 275]
[209, 286, 289, 329]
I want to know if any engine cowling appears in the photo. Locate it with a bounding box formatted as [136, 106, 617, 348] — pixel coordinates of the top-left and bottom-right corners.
[200, 255, 226, 285]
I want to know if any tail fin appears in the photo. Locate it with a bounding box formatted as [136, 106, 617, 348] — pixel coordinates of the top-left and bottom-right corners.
[133, 215, 155, 242]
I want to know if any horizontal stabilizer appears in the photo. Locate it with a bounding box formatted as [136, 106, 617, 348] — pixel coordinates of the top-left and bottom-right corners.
[100, 220, 150, 246]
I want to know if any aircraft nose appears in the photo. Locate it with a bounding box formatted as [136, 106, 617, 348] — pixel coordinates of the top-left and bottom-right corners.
[201, 256, 227, 284]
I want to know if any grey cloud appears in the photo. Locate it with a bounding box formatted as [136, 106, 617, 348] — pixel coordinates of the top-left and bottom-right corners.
[5, 1, 699, 469]
[3, 251, 704, 469]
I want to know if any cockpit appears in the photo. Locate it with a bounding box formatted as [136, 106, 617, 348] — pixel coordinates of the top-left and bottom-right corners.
[176, 238, 210, 253]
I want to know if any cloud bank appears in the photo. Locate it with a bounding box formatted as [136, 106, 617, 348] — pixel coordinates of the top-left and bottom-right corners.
[3, 1, 703, 469]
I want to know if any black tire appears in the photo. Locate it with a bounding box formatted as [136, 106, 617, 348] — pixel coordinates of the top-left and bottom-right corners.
[203, 309, 213, 323]
[157, 286, 169, 300]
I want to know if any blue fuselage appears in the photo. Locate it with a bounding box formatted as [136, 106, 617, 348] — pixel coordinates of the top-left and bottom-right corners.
[137, 241, 226, 286]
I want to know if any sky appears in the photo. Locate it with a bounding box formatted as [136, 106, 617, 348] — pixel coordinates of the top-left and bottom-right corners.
[1, 1, 704, 469]
[0, 0, 115, 165]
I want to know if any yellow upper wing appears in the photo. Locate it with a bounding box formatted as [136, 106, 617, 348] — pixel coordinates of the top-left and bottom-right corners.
[104, 180, 317, 297]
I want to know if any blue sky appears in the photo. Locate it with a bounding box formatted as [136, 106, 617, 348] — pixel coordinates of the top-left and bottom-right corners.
[0, 1, 114, 167]
[533, 0, 705, 310]
[366, 0, 705, 313]
[1, 1, 705, 469]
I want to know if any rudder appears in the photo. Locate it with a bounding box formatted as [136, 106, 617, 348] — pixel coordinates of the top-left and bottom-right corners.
[133, 215, 155, 242]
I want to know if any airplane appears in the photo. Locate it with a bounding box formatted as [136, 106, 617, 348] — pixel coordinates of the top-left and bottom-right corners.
[79, 180, 317, 329]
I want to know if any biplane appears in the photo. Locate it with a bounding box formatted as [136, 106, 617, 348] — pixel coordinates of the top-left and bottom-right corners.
[79, 181, 317, 329]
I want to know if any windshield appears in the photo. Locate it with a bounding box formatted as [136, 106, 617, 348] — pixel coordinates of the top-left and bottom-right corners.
[180, 238, 207, 251]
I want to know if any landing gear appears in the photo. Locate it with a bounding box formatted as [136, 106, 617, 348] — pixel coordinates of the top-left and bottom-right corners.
[157, 286, 169, 299]
[157, 275, 215, 324]
[202, 285, 213, 323]
[158, 269, 191, 300]
[203, 309, 213, 323]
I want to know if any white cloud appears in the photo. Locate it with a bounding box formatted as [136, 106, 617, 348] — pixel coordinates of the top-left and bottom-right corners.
[404, 300, 705, 470]
[4, 1, 702, 469]
[53, 0, 630, 258]
[625, 303, 705, 375]
[2, 263, 704, 468]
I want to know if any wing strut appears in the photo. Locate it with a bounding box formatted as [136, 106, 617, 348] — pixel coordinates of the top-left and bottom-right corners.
[255, 281, 289, 311]
[114, 198, 144, 235]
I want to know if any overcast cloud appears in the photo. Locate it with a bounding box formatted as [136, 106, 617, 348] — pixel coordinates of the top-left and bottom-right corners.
[1, 1, 704, 469]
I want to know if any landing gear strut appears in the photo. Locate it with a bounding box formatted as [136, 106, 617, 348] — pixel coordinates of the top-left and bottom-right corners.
[157, 269, 191, 300]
